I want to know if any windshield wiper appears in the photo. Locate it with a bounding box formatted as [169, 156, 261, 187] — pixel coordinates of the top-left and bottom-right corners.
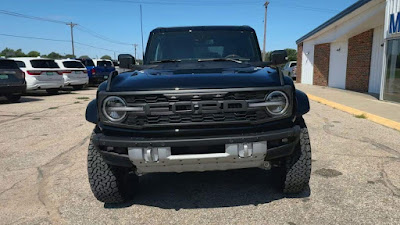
[150, 59, 182, 64]
[197, 58, 244, 64]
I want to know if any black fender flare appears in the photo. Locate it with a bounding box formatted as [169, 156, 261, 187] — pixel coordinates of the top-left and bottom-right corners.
[295, 90, 310, 116]
[86, 99, 98, 124]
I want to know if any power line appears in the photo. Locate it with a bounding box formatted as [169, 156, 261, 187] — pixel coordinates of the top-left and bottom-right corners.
[0, 9, 68, 24]
[0, 33, 123, 53]
[75, 26, 132, 46]
[90, 0, 340, 13]
[0, 9, 133, 46]
[96, 0, 263, 6]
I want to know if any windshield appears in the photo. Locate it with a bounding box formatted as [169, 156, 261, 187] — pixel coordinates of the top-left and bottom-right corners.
[30, 60, 59, 68]
[145, 30, 262, 64]
[97, 61, 112, 67]
[63, 61, 85, 68]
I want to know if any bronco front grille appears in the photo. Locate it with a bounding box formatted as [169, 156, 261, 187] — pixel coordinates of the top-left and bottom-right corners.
[99, 87, 293, 129]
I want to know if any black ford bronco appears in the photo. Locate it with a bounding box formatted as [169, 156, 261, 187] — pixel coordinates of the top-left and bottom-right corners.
[85, 26, 311, 204]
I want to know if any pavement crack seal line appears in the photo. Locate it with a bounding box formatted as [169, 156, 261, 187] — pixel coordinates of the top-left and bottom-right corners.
[0, 102, 78, 125]
[36, 135, 90, 224]
[318, 112, 400, 158]
[379, 159, 400, 197]
[307, 94, 400, 132]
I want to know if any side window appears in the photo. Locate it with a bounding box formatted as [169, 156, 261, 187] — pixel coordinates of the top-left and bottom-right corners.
[15, 61, 26, 68]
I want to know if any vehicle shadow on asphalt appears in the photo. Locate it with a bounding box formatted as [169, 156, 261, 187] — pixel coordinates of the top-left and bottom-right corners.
[0, 96, 43, 104]
[105, 168, 311, 210]
[24, 90, 72, 96]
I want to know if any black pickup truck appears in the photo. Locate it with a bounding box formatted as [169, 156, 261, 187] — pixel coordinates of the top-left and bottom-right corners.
[85, 26, 311, 204]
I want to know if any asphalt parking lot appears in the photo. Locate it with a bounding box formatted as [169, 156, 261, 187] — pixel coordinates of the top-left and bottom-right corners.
[0, 89, 400, 225]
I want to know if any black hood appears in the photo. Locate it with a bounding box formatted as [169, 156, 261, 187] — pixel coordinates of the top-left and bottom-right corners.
[100, 62, 291, 92]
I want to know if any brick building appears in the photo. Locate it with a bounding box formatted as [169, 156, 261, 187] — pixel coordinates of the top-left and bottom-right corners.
[296, 0, 400, 103]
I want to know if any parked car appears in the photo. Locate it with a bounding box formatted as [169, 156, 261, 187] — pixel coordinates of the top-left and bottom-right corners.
[78, 58, 115, 85]
[85, 26, 311, 204]
[292, 65, 297, 79]
[55, 59, 88, 90]
[11, 57, 64, 94]
[0, 59, 26, 102]
[282, 61, 297, 79]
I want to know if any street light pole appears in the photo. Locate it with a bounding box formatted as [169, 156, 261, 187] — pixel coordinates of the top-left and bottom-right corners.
[133, 44, 138, 59]
[67, 22, 78, 57]
[263, 1, 269, 61]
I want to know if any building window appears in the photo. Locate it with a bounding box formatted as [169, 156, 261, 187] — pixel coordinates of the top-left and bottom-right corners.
[383, 39, 400, 102]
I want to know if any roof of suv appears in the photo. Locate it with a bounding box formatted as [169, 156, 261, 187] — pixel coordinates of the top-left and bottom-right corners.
[151, 25, 255, 33]
[9, 57, 53, 61]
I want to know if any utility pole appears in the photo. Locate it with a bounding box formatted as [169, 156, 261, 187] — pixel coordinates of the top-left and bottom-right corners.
[133, 44, 138, 59]
[140, 5, 144, 59]
[67, 22, 78, 57]
[263, 1, 269, 61]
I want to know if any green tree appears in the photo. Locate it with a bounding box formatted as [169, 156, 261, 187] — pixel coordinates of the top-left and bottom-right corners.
[79, 55, 90, 59]
[64, 54, 76, 59]
[14, 49, 26, 57]
[27, 51, 40, 57]
[0, 48, 26, 57]
[46, 52, 63, 59]
[101, 55, 112, 60]
[1, 48, 14, 57]
[284, 48, 297, 61]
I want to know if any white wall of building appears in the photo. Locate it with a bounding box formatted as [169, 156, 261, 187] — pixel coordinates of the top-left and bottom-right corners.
[299, 0, 386, 94]
[328, 41, 348, 89]
[369, 25, 385, 94]
[301, 42, 314, 85]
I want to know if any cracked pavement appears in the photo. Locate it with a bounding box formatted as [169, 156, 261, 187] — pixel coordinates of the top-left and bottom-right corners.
[0, 89, 399, 225]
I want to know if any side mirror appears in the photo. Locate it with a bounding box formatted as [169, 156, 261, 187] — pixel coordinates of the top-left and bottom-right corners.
[270, 50, 288, 65]
[118, 54, 136, 69]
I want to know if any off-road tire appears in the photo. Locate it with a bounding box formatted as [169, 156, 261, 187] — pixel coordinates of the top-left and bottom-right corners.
[6, 94, 21, 103]
[282, 121, 312, 194]
[46, 89, 59, 95]
[87, 132, 137, 203]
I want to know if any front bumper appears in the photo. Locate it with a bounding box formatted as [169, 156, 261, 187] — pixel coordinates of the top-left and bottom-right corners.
[92, 125, 301, 173]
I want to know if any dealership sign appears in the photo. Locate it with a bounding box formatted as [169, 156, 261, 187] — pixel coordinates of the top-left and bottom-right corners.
[390, 13, 400, 34]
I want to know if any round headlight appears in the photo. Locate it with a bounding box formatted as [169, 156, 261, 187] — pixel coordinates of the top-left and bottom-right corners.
[265, 91, 289, 116]
[102, 96, 127, 122]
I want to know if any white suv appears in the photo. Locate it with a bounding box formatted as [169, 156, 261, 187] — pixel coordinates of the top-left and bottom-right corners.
[11, 57, 64, 94]
[56, 59, 89, 90]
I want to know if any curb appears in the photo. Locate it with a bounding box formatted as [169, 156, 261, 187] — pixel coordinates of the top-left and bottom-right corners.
[307, 94, 400, 132]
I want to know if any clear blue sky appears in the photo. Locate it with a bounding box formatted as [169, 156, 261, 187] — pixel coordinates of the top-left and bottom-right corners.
[0, 0, 358, 59]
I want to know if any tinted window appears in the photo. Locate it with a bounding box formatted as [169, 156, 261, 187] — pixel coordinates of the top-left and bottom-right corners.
[0, 60, 20, 69]
[63, 61, 85, 68]
[97, 61, 112, 67]
[30, 60, 59, 68]
[145, 30, 261, 63]
[84, 59, 95, 67]
[14, 61, 26, 68]
[290, 63, 297, 67]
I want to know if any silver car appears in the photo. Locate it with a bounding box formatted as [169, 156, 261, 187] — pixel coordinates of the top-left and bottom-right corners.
[282, 61, 297, 79]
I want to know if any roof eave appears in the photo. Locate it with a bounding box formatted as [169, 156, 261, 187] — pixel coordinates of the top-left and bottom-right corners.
[296, 0, 372, 44]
